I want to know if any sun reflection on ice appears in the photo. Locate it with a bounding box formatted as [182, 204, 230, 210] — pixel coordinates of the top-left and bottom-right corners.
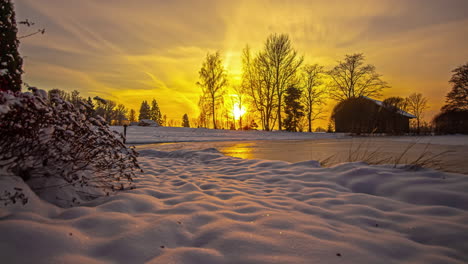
[222, 143, 255, 160]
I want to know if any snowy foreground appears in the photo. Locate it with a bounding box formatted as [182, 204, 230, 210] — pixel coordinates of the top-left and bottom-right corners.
[2, 146, 468, 263]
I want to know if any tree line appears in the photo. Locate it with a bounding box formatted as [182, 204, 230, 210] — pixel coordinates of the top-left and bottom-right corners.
[196, 33, 435, 133]
[39, 89, 195, 128]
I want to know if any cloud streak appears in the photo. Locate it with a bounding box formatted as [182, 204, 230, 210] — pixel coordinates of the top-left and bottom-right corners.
[15, 0, 468, 122]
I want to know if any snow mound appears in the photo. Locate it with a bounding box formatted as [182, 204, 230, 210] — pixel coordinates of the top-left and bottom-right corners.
[1, 149, 468, 263]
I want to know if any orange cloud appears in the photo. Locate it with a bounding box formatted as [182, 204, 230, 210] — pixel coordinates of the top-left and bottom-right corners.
[15, 0, 468, 126]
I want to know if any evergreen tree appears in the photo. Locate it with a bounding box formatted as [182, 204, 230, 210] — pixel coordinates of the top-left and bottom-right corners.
[162, 114, 167, 126]
[128, 109, 136, 122]
[149, 99, 162, 125]
[283, 86, 304, 132]
[182, 113, 190, 127]
[138, 100, 150, 120]
[0, 0, 23, 92]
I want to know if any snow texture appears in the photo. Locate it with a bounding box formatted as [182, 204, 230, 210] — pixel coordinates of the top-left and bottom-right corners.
[1, 147, 468, 263]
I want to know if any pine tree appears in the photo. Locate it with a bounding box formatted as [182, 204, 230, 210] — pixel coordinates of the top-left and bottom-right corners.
[128, 109, 136, 122]
[182, 113, 190, 127]
[138, 100, 150, 120]
[0, 0, 23, 92]
[283, 86, 304, 132]
[149, 99, 162, 125]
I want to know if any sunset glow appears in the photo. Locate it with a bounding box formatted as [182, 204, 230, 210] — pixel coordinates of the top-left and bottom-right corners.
[14, 0, 468, 127]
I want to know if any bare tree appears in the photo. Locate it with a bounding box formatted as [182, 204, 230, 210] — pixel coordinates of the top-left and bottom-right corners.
[197, 51, 228, 129]
[197, 94, 210, 128]
[242, 45, 277, 131]
[406, 93, 428, 134]
[168, 119, 176, 127]
[328, 53, 388, 101]
[95, 99, 116, 123]
[383, 96, 408, 112]
[443, 62, 468, 111]
[114, 104, 128, 125]
[262, 34, 303, 130]
[301, 64, 328, 132]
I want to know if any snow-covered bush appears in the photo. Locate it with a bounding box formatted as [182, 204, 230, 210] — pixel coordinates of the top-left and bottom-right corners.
[0, 87, 140, 207]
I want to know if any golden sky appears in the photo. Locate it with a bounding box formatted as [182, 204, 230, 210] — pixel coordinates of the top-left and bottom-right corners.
[16, 0, 468, 126]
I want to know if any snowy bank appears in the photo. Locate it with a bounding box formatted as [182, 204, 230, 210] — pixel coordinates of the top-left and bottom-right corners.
[111, 126, 345, 144]
[1, 149, 468, 263]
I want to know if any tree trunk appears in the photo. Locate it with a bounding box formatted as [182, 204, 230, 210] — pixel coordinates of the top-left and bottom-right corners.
[417, 118, 420, 135]
[212, 96, 216, 129]
[277, 97, 282, 130]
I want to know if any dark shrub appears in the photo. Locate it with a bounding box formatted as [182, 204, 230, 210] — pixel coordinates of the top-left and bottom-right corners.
[0, 88, 140, 207]
[433, 110, 468, 134]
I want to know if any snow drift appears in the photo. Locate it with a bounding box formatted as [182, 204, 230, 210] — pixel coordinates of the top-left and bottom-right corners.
[1, 148, 468, 263]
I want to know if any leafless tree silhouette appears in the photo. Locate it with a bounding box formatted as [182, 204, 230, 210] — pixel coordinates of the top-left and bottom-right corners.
[301, 64, 328, 132]
[406, 93, 428, 134]
[197, 51, 228, 129]
[328, 53, 388, 101]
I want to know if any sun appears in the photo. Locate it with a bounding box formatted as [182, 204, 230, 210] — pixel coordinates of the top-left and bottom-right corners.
[233, 102, 246, 120]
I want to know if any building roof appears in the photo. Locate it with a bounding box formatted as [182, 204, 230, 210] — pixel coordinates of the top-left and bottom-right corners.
[361, 96, 416, 118]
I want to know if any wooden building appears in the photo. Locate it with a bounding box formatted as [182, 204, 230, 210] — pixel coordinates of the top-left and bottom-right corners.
[333, 96, 416, 134]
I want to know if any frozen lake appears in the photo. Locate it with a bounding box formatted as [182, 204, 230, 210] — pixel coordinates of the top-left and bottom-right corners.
[137, 137, 468, 175]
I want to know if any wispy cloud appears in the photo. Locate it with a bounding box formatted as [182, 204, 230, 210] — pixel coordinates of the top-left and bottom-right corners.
[14, 0, 468, 121]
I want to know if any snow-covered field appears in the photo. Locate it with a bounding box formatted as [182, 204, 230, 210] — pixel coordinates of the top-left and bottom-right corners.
[111, 126, 346, 144]
[1, 127, 468, 263]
